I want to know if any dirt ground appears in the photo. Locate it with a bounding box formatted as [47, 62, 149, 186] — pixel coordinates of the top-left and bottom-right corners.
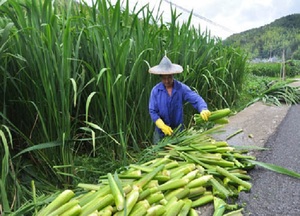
[213, 101, 290, 150]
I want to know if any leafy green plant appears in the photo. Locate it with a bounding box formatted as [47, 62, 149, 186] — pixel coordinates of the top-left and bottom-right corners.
[286, 59, 300, 77]
[246, 80, 300, 106]
[247, 62, 281, 77]
[0, 0, 248, 211]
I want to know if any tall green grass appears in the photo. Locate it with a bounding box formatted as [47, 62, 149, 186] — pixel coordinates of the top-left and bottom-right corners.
[0, 0, 248, 211]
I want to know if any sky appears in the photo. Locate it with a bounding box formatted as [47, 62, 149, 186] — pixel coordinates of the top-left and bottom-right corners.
[106, 0, 300, 39]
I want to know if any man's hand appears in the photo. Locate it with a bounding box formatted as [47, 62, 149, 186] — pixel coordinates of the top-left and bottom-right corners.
[155, 119, 173, 136]
[200, 109, 211, 121]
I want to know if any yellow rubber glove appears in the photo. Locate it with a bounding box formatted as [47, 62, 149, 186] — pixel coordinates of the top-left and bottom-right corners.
[155, 119, 173, 136]
[200, 109, 211, 121]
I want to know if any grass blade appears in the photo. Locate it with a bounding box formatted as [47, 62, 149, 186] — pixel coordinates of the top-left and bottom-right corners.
[247, 159, 300, 179]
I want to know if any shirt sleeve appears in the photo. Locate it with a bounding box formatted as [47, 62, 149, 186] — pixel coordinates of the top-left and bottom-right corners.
[149, 88, 160, 122]
[182, 83, 208, 112]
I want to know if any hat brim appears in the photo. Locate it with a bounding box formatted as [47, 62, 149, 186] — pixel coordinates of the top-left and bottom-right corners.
[148, 64, 183, 75]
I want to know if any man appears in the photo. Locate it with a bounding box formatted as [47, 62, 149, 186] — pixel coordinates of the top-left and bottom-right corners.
[148, 55, 211, 143]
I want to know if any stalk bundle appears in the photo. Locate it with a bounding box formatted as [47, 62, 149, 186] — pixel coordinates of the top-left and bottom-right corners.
[36, 124, 256, 215]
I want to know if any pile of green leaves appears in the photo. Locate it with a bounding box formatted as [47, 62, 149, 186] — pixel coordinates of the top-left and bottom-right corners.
[246, 79, 300, 107]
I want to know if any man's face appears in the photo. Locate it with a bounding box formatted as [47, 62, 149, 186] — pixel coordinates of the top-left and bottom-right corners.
[161, 75, 174, 88]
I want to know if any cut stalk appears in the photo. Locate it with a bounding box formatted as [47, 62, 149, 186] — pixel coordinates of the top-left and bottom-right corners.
[178, 198, 193, 216]
[146, 205, 166, 216]
[188, 208, 199, 216]
[107, 173, 125, 211]
[149, 157, 171, 167]
[79, 185, 110, 207]
[134, 164, 165, 189]
[157, 178, 190, 191]
[47, 200, 79, 216]
[165, 199, 185, 216]
[169, 164, 196, 178]
[194, 108, 231, 124]
[188, 186, 206, 199]
[77, 183, 101, 191]
[223, 208, 244, 216]
[60, 204, 82, 216]
[129, 200, 150, 216]
[187, 175, 213, 188]
[129, 164, 153, 173]
[165, 160, 179, 169]
[213, 197, 226, 216]
[114, 186, 139, 216]
[144, 180, 159, 189]
[98, 206, 113, 216]
[181, 152, 214, 169]
[146, 192, 164, 205]
[216, 166, 252, 190]
[182, 169, 199, 181]
[80, 194, 114, 216]
[138, 187, 158, 201]
[191, 192, 214, 207]
[165, 187, 190, 201]
[209, 178, 232, 198]
[37, 189, 75, 216]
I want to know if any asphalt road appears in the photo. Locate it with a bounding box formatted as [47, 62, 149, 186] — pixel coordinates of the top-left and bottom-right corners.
[238, 104, 300, 216]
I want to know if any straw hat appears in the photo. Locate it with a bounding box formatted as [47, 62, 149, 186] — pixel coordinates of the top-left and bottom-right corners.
[149, 55, 183, 75]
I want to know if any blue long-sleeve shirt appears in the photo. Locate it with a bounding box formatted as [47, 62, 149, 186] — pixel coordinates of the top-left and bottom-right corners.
[149, 79, 208, 137]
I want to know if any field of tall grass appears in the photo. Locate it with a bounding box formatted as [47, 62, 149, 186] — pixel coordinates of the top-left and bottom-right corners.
[0, 0, 248, 213]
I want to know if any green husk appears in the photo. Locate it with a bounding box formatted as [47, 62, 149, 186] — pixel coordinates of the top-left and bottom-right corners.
[187, 175, 213, 188]
[37, 190, 75, 216]
[209, 178, 232, 198]
[191, 193, 214, 207]
[188, 208, 199, 216]
[188, 187, 206, 199]
[194, 108, 232, 124]
[114, 187, 139, 216]
[98, 206, 114, 216]
[216, 166, 252, 190]
[135, 164, 165, 189]
[47, 200, 79, 216]
[129, 200, 150, 216]
[146, 205, 166, 216]
[213, 197, 226, 216]
[165, 187, 190, 201]
[138, 187, 159, 201]
[60, 204, 82, 216]
[223, 208, 244, 216]
[164, 199, 185, 216]
[178, 199, 193, 216]
[146, 192, 164, 205]
[107, 173, 125, 211]
[157, 178, 190, 191]
[80, 194, 114, 216]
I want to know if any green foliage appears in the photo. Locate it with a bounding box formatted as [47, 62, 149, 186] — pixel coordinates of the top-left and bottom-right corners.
[286, 60, 300, 77]
[257, 81, 300, 106]
[247, 60, 300, 78]
[242, 76, 300, 107]
[234, 74, 274, 110]
[292, 48, 300, 59]
[224, 14, 300, 60]
[0, 0, 248, 211]
[247, 62, 281, 77]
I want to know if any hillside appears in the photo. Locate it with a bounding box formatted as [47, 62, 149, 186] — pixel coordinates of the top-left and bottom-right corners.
[223, 14, 300, 60]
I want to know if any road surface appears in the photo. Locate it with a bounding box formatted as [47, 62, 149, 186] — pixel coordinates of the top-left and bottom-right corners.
[238, 104, 300, 216]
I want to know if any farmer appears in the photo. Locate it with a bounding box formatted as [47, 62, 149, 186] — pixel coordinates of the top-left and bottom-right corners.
[148, 55, 211, 144]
